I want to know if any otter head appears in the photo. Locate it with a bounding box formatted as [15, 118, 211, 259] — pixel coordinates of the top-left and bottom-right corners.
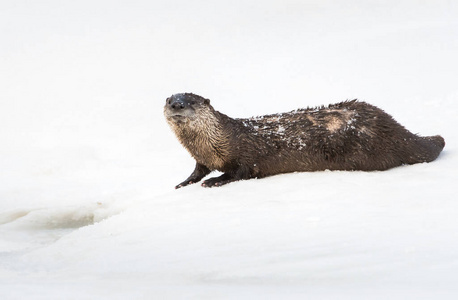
[164, 93, 212, 125]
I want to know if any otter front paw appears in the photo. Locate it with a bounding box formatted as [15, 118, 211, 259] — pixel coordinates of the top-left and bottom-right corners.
[175, 179, 196, 189]
[201, 174, 235, 188]
[175, 163, 211, 189]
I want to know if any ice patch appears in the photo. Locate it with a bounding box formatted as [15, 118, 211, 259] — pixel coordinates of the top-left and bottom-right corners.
[0, 210, 30, 225]
[0, 203, 120, 230]
[0, 203, 122, 252]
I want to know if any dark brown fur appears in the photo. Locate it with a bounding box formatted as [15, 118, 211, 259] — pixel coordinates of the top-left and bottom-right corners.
[164, 93, 445, 188]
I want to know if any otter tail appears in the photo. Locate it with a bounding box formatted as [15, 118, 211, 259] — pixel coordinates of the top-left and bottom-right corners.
[408, 135, 445, 164]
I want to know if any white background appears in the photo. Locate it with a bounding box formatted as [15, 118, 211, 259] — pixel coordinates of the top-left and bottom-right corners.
[1, 1, 457, 299]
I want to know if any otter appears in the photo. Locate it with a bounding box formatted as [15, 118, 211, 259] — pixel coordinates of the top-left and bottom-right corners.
[164, 93, 445, 188]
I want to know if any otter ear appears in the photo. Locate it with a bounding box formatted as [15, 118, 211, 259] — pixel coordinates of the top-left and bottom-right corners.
[204, 98, 210, 105]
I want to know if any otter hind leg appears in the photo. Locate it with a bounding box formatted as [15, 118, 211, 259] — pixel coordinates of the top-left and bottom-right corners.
[416, 135, 445, 163]
[401, 135, 445, 165]
[175, 163, 211, 189]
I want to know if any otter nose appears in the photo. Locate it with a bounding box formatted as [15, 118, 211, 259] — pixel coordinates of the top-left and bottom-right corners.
[170, 100, 185, 110]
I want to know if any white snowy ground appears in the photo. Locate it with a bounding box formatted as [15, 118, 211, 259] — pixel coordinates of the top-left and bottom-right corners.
[1, 1, 458, 299]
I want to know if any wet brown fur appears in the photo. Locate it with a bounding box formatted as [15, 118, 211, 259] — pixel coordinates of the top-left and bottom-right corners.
[164, 93, 445, 188]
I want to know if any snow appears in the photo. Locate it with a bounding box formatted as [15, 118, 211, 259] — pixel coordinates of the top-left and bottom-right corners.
[1, 0, 458, 299]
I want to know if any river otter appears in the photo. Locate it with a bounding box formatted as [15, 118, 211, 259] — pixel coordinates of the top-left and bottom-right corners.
[164, 93, 445, 188]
